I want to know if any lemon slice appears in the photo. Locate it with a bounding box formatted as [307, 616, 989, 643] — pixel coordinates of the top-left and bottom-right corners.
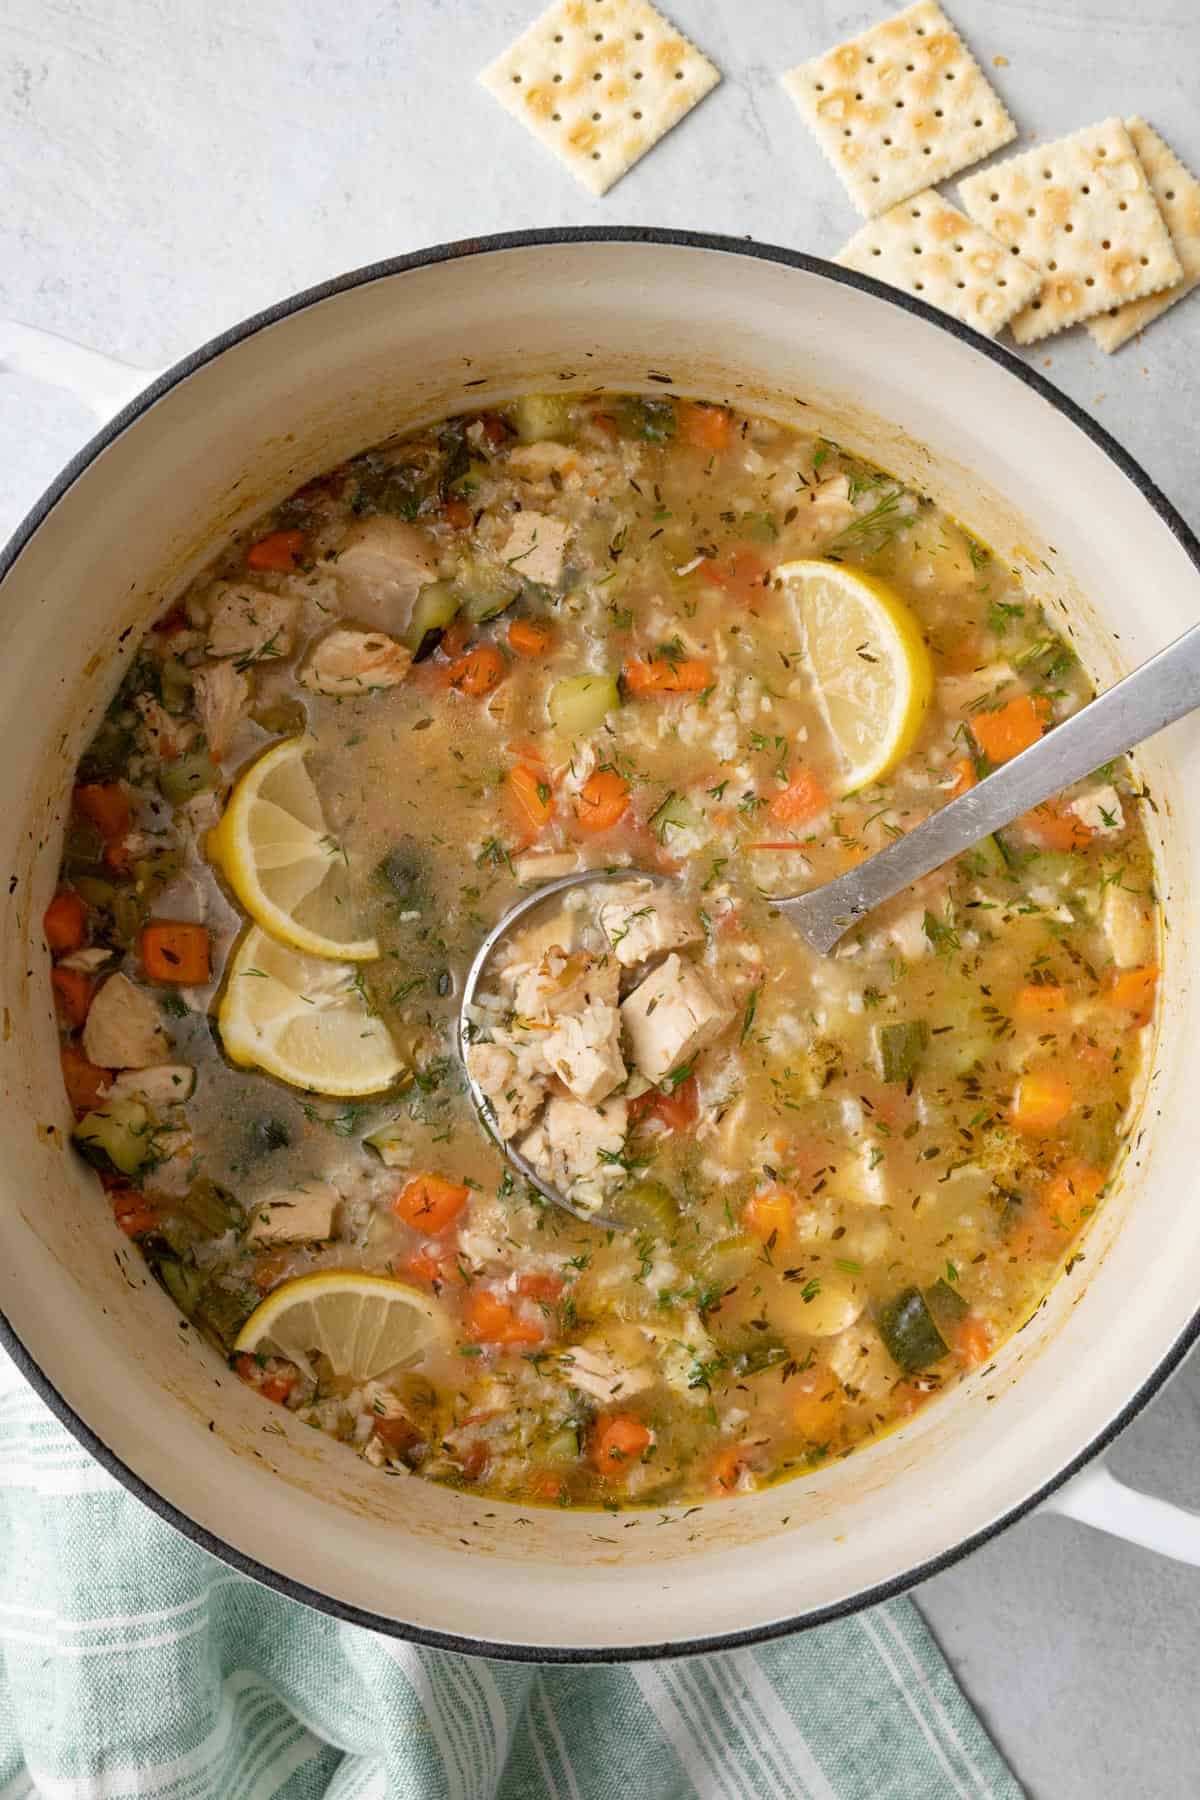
[775, 559, 933, 794]
[208, 736, 378, 961]
[234, 1271, 448, 1380]
[218, 924, 404, 1095]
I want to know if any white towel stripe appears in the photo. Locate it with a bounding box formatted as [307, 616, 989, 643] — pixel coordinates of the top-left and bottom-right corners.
[380, 1641, 468, 1800]
[526, 1690, 565, 1800]
[635, 1663, 733, 1800]
[874, 1608, 996, 1799]
[858, 1615, 971, 1800]
[724, 1650, 839, 1800]
[647, 1663, 742, 1800]
[679, 1661, 782, 1800]
[428, 1651, 481, 1800]
[534, 1672, 583, 1800]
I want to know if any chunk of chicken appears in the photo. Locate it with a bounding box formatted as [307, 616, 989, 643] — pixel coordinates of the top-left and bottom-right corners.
[1102, 882, 1154, 968]
[775, 1273, 865, 1338]
[559, 1332, 655, 1403]
[82, 973, 168, 1070]
[827, 1322, 899, 1404]
[1068, 783, 1124, 835]
[501, 510, 569, 589]
[204, 584, 300, 663]
[194, 660, 252, 759]
[519, 1094, 628, 1213]
[245, 1182, 339, 1245]
[599, 880, 703, 968]
[513, 847, 585, 885]
[135, 696, 196, 761]
[541, 1001, 625, 1106]
[104, 1064, 196, 1107]
[299, 627, 413, 696]
[513, 947, 618, 1021]
[333, 517, 437, 629]
[620, 954, 733, 1084]
[465, 1042, 544, 1140]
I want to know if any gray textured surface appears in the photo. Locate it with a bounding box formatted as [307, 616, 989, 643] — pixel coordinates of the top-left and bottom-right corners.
[1, 2, 1198, 1794]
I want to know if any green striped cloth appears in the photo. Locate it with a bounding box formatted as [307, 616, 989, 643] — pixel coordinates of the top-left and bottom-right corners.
[0, 1348, 1020, 1800]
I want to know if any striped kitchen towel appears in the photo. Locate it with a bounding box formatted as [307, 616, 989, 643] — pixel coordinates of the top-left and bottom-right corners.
[0, 1348, 1020, 1800]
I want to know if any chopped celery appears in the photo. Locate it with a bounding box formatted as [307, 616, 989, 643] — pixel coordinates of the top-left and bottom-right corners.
[548, 673, 620, 736]
[878, 1020, 928, 1083]
[73, 1099, 154, 1177]
[615, 396, 676, 443]
[647, 790, 700, 843]
[876, 1287, 948, 1374]
[609, 1179, 679, 1238]
[159, 657, 194, 715]
[540, 1425, 581, 1465]
[158, 753, 219, 806]
[158, 1256, 205, 1317]
[509, 394, 574, 444]
[404, 580, 460, 658]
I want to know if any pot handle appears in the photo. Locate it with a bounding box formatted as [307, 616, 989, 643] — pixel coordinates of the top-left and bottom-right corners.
[1040, 1460, 1200, 1566]
[0, 321, 161, 423]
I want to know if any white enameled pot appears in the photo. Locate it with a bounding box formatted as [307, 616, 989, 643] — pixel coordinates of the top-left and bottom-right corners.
[3, 231, 1200, 1661]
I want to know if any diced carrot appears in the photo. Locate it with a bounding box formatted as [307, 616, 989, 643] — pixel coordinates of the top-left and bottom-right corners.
[1015, 984, 1067, 1019]
[970, 693, 1049, 765]
[530, 1469, 565, 1502]
[103, 839, 132, 874]
[74, 782, 130, 843]
[52, 966, 94, 1028]
[573, 769, 630, 834]
[679, 402, 733, 452]
[893, 1382, 931, 1418]
[769, 768, 830, 826]
[465, 1289, 544, 1347]
[743, 1184, 793, 1242]
[60, 1044, 109, 1114]
[481, 411, 509, 448]
[1021, 798, 1092, 851]
[1104, 964, 1158, 1026]
[439, 618, 472, 661]
[710, 1443, 754, 1493]
[448, 644, 507, 697]
[245, 528, 306, 572]
[153, 604, 190, 637]
[590, 408, 619, 439]
[440, 498, 474, 531]
[141, 922, 210, 986]
[393, 1172, 470, 1235]
[110, 1188, 159, 1238]
[508, 618, 554, 657]
[790, 1367, 843, 1442]
[948, 757, 976, 799]
[628, 1074, 698, 1133]
[404, 1244, 466, 1288]
[954, 1315, 992, 1367]
[1011, 1069, 1074, 1135]
[44, 889, 87, 954]
[517, 1270, 565, 1301]
[699, 547, 767, 602]
[623, 655, 713, 695]
[589, 1412, 651, 1476]
[260, 1369, 299, 1405]
[942, 630, 983, 675]
[506, 763, 554, 839]
[373, 1413, 420, 1452]
[252, 1251, 289, 1293]
[1042, 1160, 1105, 1235]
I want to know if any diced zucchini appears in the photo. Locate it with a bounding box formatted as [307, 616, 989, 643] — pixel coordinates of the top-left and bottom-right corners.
[647, 790, 700, 843]
[73, 1099, 154, 1177]
[157, 1256, 205, 1317]
[876, 1286, 949, 1374]
[159, 752, 220, 806]
[132, 847, 185, 903]
[72, 874, 119, 913]
[960, 833, 1006, 879]
[192, 1281, 257, 1352]
[363, 1118, 410, 1166]
[878, 1020, 928, 1084]
[702, 1232, 759, 1283]
[924, 1278, 968, 1330]
[403, 580, 461, 658]
[509, 394, 574, 444]
[252, 697, 308, 737]
[458, 556, 521, 623]
[540, 1424, 581, 1465]
[610, 1178, 679, 1238]
[614, 395, 676, 443]
[1023, 850, 1082, 888]
[159, 657, 194, 716]
[1071, 1099, 1120, 1167]
[450, 456, 491, 498]
[548, 673, 620, 736]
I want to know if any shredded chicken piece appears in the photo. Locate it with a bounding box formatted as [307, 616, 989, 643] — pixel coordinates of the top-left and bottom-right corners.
[299, 628, 413, 696]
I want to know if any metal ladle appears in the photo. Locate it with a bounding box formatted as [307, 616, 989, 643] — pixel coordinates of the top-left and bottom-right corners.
[461, 621, 1200, 1224]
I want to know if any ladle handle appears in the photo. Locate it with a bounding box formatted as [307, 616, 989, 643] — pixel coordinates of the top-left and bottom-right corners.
[779, 621, 1200, 954]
